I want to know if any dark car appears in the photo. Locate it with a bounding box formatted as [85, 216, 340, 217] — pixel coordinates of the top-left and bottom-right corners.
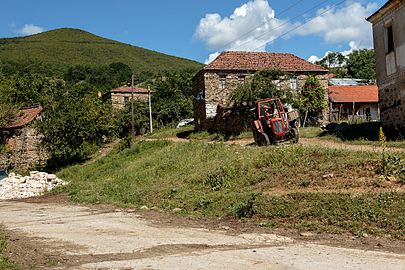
[0, 170, 8, 181]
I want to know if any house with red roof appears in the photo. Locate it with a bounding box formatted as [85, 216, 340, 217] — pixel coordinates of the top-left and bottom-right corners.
[192, 51, 328, 130]
[328, 85, 379, 122]
[103, 85, 154, 110]
[0, 105, 48, 170]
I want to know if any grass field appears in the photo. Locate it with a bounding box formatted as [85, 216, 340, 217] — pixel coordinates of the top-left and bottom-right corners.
[57, 140, 405, 239]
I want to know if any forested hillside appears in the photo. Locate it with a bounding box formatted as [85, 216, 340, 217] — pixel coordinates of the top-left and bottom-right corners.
[0, 28, 202, 81]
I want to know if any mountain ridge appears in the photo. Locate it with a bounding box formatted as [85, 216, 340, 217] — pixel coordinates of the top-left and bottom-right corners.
[0, 28, 203, 80]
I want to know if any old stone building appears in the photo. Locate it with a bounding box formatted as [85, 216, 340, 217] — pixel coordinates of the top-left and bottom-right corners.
[192, 51, 328, 130]
[103, 85, 153, 110]
[0, 105, 48, 171]
[367, 0, 405, 136]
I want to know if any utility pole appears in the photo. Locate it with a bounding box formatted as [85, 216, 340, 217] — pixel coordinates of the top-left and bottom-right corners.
[131, 74, 135, 141]
[148, 85, 153, 133]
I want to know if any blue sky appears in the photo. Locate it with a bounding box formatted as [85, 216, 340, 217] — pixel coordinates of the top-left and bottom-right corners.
[0, 0, 387, 64]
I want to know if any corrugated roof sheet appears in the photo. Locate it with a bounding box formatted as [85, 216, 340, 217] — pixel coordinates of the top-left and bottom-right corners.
[204, 51, 327, 72]
[6, 105, 43, 129]
[329, 85, 379, 103]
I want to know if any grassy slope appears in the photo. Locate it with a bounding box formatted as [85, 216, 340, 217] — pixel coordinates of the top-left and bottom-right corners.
[57, 140, 405, 239]
[0, 28, 202, 76]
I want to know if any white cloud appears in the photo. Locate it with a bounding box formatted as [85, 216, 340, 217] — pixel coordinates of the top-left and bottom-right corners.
[205, 52, 220, 64]
[194, 0, 292, 53]
[296, 1, 378, 48]
[17, 24, 44, 36]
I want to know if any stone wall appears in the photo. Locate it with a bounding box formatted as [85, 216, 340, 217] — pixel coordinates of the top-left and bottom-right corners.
[193, 70, 329, 130]
[0, 126, 48, 171]
[370, 2, 405, 136]
[111, 92, 149, 110]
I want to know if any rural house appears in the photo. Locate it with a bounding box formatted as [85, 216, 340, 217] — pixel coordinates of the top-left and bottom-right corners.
[192, 51, 328, 130]
[103, 85, 153, 110]
[0, 105, 47, 170]
[367, 0, 405, 136]
[328, 85, 379, 122]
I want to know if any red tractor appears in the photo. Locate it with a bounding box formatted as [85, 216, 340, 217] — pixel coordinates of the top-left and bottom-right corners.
[251, 97, 300, 145]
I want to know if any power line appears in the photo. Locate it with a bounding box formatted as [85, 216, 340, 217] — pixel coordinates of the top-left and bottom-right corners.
[214, 0, 306, 53]
[249, 0, 347, 52]
[230, 0, 333, 52]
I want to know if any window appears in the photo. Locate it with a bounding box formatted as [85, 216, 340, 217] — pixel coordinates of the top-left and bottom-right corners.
[124, 96, 130, 103]
[385, 24, 394, 53]
[238, 75, 246, 84]
[290, 78, 297, 90]
[219, 74, 226, 90]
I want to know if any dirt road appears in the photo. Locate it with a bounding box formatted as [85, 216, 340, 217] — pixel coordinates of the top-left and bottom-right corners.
[1, 201, 405, 269]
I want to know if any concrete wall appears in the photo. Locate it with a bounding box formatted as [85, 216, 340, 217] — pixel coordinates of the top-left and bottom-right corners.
[193, 70, 329, 130]
[371, 2, 405, 135]
[0, 126, 48, 171]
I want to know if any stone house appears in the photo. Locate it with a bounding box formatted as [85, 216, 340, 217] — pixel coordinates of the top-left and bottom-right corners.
[328, 85, 379, 122]
[103, 85, 153, 110]
[367, 0, 405, 136]
[192, 51, 328, 130]
[0, 105, 48, 171]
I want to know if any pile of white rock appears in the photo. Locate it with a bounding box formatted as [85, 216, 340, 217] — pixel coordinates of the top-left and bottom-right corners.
[0, 171, 67, 200]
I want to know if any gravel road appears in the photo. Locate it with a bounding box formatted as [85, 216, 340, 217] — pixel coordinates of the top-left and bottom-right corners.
[1, 201, 405, 269]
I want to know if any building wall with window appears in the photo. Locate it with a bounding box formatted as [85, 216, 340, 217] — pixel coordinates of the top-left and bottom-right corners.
[367, 0, 405, 136]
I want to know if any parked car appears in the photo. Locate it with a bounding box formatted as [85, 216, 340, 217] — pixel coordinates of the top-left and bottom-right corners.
[0, 170, 8, 181]
[176, 118, 194, 128]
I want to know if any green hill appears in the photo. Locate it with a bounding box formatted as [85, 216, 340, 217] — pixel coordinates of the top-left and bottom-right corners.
[0, 28, 203, 80]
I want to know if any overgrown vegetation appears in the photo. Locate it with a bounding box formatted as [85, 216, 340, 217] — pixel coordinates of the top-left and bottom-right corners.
[231, 69, 293, 106]
[57, 140, 405, 239]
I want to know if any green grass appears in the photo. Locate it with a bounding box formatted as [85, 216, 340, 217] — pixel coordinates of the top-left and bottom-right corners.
[57, 140, 405, 239]
[0, 28, 202, 78]
[145, 126, 253, 141]
[300, 127, 325, 138]
[0, 228, 18, 270]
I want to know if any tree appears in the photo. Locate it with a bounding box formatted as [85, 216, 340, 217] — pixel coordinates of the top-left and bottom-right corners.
[150, 71, 194, 127]
[346, 49, 376, 80]
[37, 83, 115, 168]
[316, 52, 345, 68]
[299, 76, 325, 126]
[231, 69, 293, 106]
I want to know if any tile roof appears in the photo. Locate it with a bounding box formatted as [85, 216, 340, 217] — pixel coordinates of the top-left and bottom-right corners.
[6, 105, 43, 129]
[111, 86, 154, 93]
[204, 51, 327, 73]
[328, 85, 379, 103]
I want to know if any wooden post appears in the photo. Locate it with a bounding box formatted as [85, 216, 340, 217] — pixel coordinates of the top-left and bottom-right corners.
[131, 74, 135, 141]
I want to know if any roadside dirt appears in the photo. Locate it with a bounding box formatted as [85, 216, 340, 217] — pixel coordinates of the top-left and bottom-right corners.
[2, 196, 405, 269]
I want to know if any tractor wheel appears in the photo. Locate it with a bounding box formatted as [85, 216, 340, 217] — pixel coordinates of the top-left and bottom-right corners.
[291, 127, 299, 143]
[261, 133, 270, 146]
[252, 128, 262, 146]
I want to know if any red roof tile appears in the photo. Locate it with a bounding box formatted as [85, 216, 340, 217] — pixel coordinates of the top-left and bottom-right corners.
[7, 105, 43, 129]
[328, 85, 379, 103]
[111, 86, 155, 93]
[204, 51, 327, 73]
